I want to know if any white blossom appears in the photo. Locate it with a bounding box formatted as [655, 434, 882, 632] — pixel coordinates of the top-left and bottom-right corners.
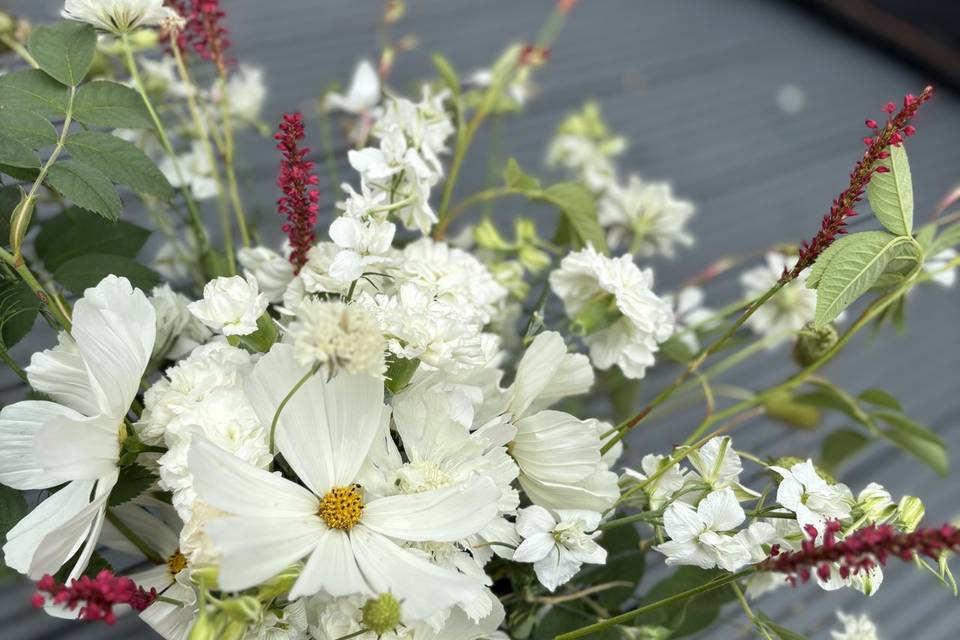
[513, 506, 606, 591]
[830, 611, 879, 640]
[238, 246, 295, 303]
[286, 299, 386, 376]
[324, 59, 381, 114]
[159, 141, 218, 201]
[924, 247, 957, 287]
[771, 459, 853, 533]
[682, 436, 760, 502]
[63, 0, 179, 34]
[149, 284, 212, 362]
[217, 65, 266, 124]
[188, 274, 268, 336]
[622, 454, 686, 510]
[656, 488, 752, 572]
[740, 252, 818, 340]
[598, 176, 695, 257]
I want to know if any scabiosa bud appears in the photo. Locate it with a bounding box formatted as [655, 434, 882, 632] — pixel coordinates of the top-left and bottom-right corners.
[792, 322, 838, 367]
[361, 593, 402, 635]
[275, 112, 319, 273]
[32, 570, 157, 624]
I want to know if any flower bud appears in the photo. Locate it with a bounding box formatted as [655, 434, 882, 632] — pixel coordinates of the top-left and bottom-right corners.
[219, 595, 262, 624]
[0, 11, 14, 36]
[792, 323, 838, 367]
[518, 245, 551, 274]
[763, 391, 820, 429]
[187, 613, 217, 640]
[361, 593, 402, 635]
[474, 218, 512, 251]
[896, 495, 925, 533]
[855, 482, 896, 523]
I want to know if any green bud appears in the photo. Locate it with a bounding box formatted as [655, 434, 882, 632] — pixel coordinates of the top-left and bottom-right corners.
[189, 565, 220, 589]
[0, 12, 14, 36]
[233, 313, 279, 353]
[361, 593, 402, 635]
[128, 28, 159, 48]
[187, 612, 217, 640]
[896, 495, 925, 533]
[792, 323, 838, 367]
[763, 391, 821, 429]
[570, 292, 620, 337]
[218, 595, 262, 624]
[489, 261, 528, 299]
[9, 187, 34, 261]
[518, 245, 551, 274]
[256, 564, 302, 601]
[474, 218, 513, 251]
[384, 355, 420, 394]
[855, 483, 896, 523]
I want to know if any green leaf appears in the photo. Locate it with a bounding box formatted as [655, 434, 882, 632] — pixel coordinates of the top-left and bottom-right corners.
[65, 131, 173, 199]
[0, 186, 19, 239]
[35, 207, 150, 272]
[820, 428, 871, 473]
[109, 464, 157, 506]
[858, 388, 902, 411]
[432, 53, 460, 98]
[533, 605, 619, 640]
[873, 411, 949, 476]
[813, 231, 913, 327]
[73, 81, 154, 129]
[0, 107, 59, 149]
[28, 21, 97, 87]
[54, 253, 160, 295]
[540, 182, 608, 254]
[867, 144, 913, 236]
[929, 222, 960, 256]
[0, 164, 39, 182]
[632, 567, 734, 636]
[756, 612, 809, 640]
[806, 235, 855, 290]
[0, 131, 39, 168]
[0, 279, 43, 348]
[504, 157, 541, 191]
[46, 160, 121, 220]
[576, 521, 644, 610]
[870, 240, 921, 289]
[0, 482, 28, 576]
[0, 69, 69, 116]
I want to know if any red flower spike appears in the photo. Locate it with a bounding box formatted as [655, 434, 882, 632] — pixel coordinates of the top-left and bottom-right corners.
[163, 0, 231, 73]
[782, 85, 933, 282]
[275, 112, 319, 274]
[865, 119, 878, 129]
[32, 570, 157, 624]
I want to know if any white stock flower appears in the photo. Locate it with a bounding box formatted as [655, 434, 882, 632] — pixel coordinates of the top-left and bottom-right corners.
[286, 299, 386, 376]
[188, 274, 268, 336]
[149, 284, 212, 362]
[830, 611, 879, 640]
[0, 276, 155, 580]
[683, 436, 759, 502]
[546, 134, 622, 193]
[924, 248, 958, 287]
[324, 59, 381, 114]
[188, 344, 501, 621]
[513, 506, 606, 592]
[159, 141, 218, 200]
[598, 176, 695, 257]
[63, 0, 178, 34]
[656, 488, 751, 572]
[740, 252, 817, 340]
[238, 246, 295, 303]
[550, 246, 674, 380]
[771, 459, 852, 533]
[622, 454, 686, 510]
[328, 215, 396, 282]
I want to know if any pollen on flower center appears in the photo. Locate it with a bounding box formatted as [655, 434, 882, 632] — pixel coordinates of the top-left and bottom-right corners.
[166, 549, 187, 578]
[318, 485, 364, 530]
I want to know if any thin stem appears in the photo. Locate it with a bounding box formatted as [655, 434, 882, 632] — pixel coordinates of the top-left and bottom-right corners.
[217, 74, 252, 248]
[730, 582, 775, 640]
[555, 569, 756, 640]
[105, 508, 165, 565]
[0, 349, 27, 382]
[269, 365, 319, 453]
[318, 101, 342, 199]
[434, 186, 526, 238]
[0, 247, 72, 330]
[0, 33, 38, 68]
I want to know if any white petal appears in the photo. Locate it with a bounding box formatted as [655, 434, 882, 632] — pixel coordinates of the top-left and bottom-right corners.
[656, 540, 717, 569]
[101, 503, 179, 557]
[697, 488, 745, 532]
[662, 502, 704, 543]
[71, 275, 155, 418]
[140, 582, 196, 640]
[34, 413, 119, 481]
[350, 526, 484, 622]
[205, 516, 324, 591]
[289, 528, 368, 600]
[507, 332, 567, 416]
[512, 532, 555, 563]
[362, 475, 499, 542]
[533, 547, 582, 592]
[347, 59, 380, 109]
[515, 505, 556, 537]
[25, 333, 97, 416]
[188, 435, 318, 517]
[0, 401, 85, 489]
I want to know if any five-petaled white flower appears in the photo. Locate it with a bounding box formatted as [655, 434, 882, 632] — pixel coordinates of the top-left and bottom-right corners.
[324, 59, 381, 114]
[830, 611, 879, 640]
[656, 488, 752, 572]
[63, 0, 179, 34]
[513, 505, 607, 592]
[740, 252, 818, 342]
[771, 459, 852, 533]
[188, 274, 268, 336]
[188, 343, 501, 622]
[682, 436, 760, 503]
[0, 276, 155, 580]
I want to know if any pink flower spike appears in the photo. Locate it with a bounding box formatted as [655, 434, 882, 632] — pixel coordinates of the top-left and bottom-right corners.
[865, 118, 878, 129]
[32, 570, 157, 624]
[276, 112, 319, 274]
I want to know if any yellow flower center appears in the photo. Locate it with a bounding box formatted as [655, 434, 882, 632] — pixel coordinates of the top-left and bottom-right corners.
[167, 549, 188, 578]
[318, 485, 364, 530]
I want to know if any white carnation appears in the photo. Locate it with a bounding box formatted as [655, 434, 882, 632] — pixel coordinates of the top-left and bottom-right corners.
[188, 274, 268, 336]
[238, 246, 294, 303]
[149, 284, 212, 362]
[598, 175, 695, 257]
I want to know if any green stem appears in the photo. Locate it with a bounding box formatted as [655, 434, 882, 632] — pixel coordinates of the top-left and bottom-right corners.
[730, 582, 775, 640]
[0, 348, 27, 382]
[435, 186, 526, 238]
[0, 33, 38, 68]
[269, 365, 319, 454]
[598, 511, 657, 530]
[555, 569, 756, 640]
[217, 73, 252, 248]
[318, 102, 342, 199]
[0, 247, 72, 330]
[105, 508, 165, 565]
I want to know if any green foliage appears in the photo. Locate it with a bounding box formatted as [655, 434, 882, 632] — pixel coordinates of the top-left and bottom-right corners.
[504, 158, 541, 191]
[629, 568, 734, 638]
[0, 132, 39, 168]
[928, 222, 960, 256]
[72, 80, 154, 129]
[873, 411, 948, 477]
[866, 144, 913, 236]
[582, 521, 645, 610]
[0, 69, 69, 116]
[820, 429, 871, 473]
[0, 108, 58, 149]
[432, 53, 460, 98]
[65, 131, 173, 199]
[108, 463, 157, 507]
[0, 482, 28, 579]
[54, 253, 161, 295]
[27, 21, 97, 87]
[46, 160, 122, 220]
[0, 280, 43, 348]
[35, 207, 151, 272]
[540, 182, 608, 254]
[755, 612, 809, 640]
[858, 387, 902, 411]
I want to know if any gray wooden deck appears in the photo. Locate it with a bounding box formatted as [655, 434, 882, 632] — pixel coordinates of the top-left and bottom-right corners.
[1, 0, 959, 638]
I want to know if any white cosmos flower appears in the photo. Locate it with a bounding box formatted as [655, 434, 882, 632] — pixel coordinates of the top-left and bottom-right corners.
[188, 344, 501, 621]
[771, 459, 852, 533]
[682, 436, 760, 503]
[550, 246, 674, 380]
[830, 611, 879, 640]
[504, 331, 593, 419]
[513, 506, 606, 592]
[622, 454, 687, 510]
[159, 141, 218, 201]
[0, 276, 155, 580]
[324, 59, 381, 114]
[598, 176, 695, 257]
[238, 245, 295, 303]
[286, 299, 386, 376]
[740, 252, 818, 341]
[656, 488, 751, 572]
[62, 0, 179, 34]
[924, 247, 958, 287]
[188, 274, 268, 336]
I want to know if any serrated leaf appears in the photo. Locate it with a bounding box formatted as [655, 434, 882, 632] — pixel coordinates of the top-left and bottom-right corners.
[0, 107, 58, 149]
[0, 163, 39, 181]
[65, 131, 173, 199]
[0, 279, 42, 349]
[0, 69, 69, 116]
[820, 428, 871, 473]
[929, 222, 960, 256]
[503, 157, 540, 191]
[109, 464, 157, 506]
[54, 253, 160, 294]
[540, 182, 608, 254]
[756, 612, 809, 640]
[858, 388, 902, 411]
[46, 159, 121, 220]
[871, 240, 921, 289]
[867, 144, 913, 236]
[73, 81, 154, 129]
[36, 207, 150, 272]
[873, 411, 948, 476]
[432, 53, 460, 98]
[28, 21, 97, 87]
[814, 231, 912, 327]
[0, 131, 39, 168]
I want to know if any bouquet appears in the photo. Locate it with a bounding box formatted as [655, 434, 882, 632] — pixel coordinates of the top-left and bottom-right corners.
[0, 1, 958, 639]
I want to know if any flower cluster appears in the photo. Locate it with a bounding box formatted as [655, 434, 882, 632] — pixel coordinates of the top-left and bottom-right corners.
[165, 0, 231, 72]
[276, 113, 320, 273]
[32, 570, 157, 624]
